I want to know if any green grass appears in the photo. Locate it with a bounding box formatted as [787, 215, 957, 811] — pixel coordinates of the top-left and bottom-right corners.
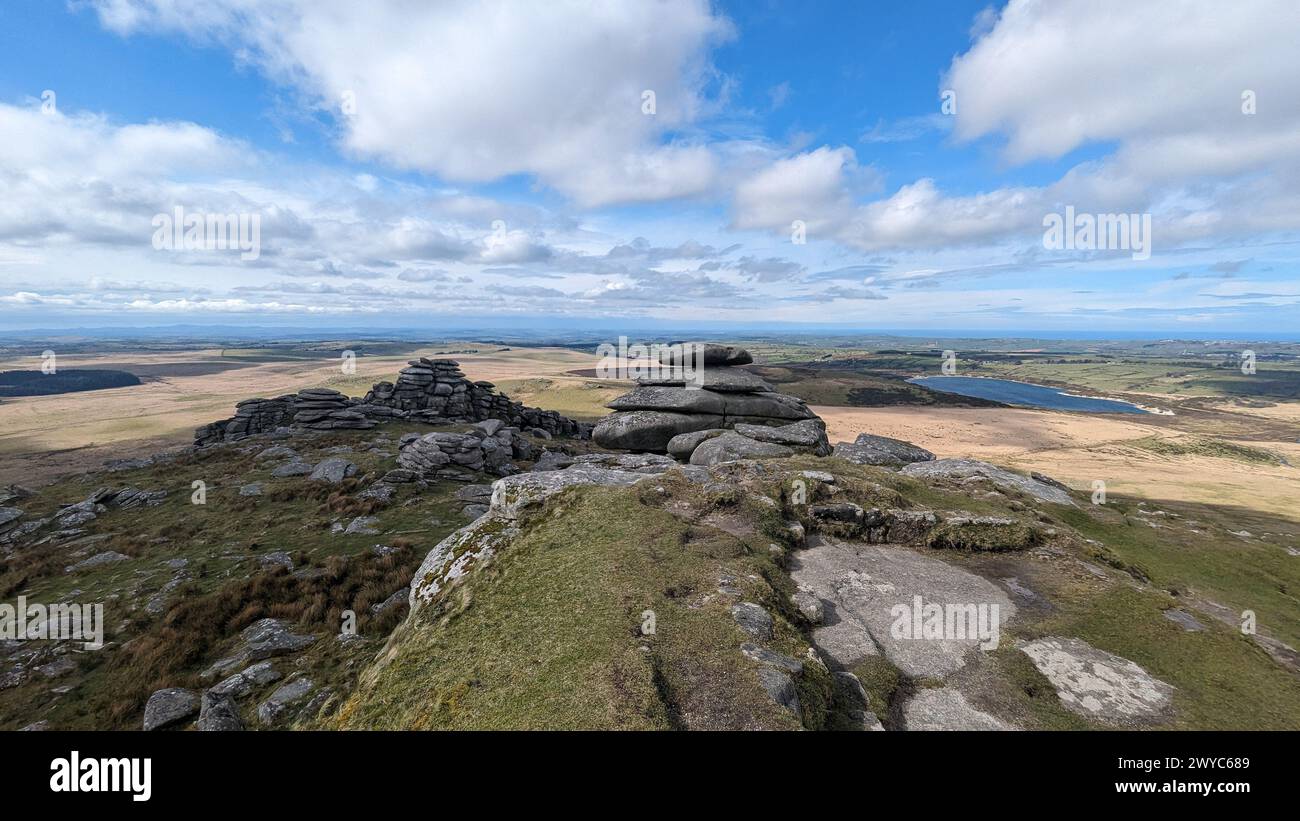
[333, 482, 817, 730]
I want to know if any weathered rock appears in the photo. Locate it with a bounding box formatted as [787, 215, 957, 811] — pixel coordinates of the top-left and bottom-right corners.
[593, 410, 725, 452]
[608, 386, 728, 415]
[530, 450, 575, 472]
[271, 461, 314, 478]
[209, 660, 281, 698]
[901, 459, 1075, 506]
[488, 466, 657, 521]
[792, 587, 824, 624]
[666, 428, 726, 461]
[143, 687, 199, 731]
[309, 458, 357, 484]
[410, 516, 520, 610]
[239, 483, 264, 497]
[740, 642, 803, 674]
[832, 671, 885, 731]
[733, 419, 830, 455]
[833, 434, 935, 468]
[343, 516, 380, 535]
[790, 539, 1014, 678]
[65, 551, 130, 573]
[1018, 637, 1174, 725]
[904, 688, 1014, 731]
[258, 677, 314, 725]
[689, 431, 794, 466]
[731, 602, 774, 641]
[197, 691, 243, 731]
[756, 667, 801, 718]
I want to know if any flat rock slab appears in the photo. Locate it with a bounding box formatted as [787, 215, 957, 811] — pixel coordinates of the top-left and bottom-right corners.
[1018, 636, 1174, 725]
[904, 688, 1014, 731]
[833, 434, 935, 468]
[901, 459, 1075, 506]
[790, 540, 1015, 679]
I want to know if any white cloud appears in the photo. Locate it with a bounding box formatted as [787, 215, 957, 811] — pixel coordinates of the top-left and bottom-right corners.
[91, 0, 734, 207]
[733, 0, 1300, 257]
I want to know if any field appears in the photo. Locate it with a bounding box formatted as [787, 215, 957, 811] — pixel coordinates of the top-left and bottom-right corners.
[2, 337, 1296, 524]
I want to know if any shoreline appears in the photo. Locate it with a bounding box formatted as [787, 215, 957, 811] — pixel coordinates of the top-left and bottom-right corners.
[907, 373, 1174, 416]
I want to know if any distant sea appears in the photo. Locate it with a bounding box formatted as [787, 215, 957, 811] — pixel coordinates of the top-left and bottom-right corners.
[909, 376, 1149, 414]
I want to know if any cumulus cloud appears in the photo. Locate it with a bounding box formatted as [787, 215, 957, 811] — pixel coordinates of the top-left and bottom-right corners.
[90, 0, 735, 207]
[733, 0, 1300, 257]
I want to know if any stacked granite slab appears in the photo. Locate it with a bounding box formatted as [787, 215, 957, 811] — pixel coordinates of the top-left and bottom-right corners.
[396, 420, 523, 480]
[195, 396, 297, 444]
[291, 388, 375, 432]
[195, 358, 579, 447]
[593, 343, 829, 459]
[357, 358, 579, 437]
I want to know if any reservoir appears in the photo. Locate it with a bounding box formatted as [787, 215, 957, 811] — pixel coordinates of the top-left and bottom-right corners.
[908, 376, 1148, 414]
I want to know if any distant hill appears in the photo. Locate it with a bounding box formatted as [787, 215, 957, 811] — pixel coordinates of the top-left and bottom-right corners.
[0, 369, 141, 397]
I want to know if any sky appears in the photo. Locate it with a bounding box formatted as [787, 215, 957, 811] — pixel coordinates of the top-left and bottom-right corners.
[0, 0, 1297, 336]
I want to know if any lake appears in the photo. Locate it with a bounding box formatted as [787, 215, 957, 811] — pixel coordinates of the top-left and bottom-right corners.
[908, 376, 1148, 414]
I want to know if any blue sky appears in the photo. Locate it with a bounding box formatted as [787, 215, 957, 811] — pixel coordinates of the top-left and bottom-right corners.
[0, 0, 1297, 336]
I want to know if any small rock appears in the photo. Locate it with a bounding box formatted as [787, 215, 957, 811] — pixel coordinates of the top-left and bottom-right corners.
[143, 687, 199, 731]
[196, 691, 243, 731]
[258, 677, 314, 725]
[309, 458, 357, 484]
[731, 602, 774, 640]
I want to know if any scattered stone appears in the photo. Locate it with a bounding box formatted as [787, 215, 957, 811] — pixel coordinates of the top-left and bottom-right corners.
[65, 551, 130, 573]
[832, 671, 885, 731]
[370, 587, 409, 615]
[731, 602, 774, 640]
[904, 688, 1013, 731]
[1018, 637, 1174, 725]
[239, 483, 264, 497]
[209, 660, 281, 698]
[271, 461, 314, 478]
[259, 551, 294, 571]
[35, 655, 76, 678]
[258, 677, 314, 725]
[309, 458, 357, 484]
[756, 667, 801, 718]
[740, 642, 803, 674]
[202, 619, 316, 679]
[143, 687, 199, 731]
[343, 516, 380, 535]
[197, 691, 243, 731]
[792, 587, 824, 624]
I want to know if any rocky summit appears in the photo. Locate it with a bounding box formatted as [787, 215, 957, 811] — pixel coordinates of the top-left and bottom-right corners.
[593, 343, 829, 461]
[196, 358, 580, 446]
[2, 346, 1297, 736]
